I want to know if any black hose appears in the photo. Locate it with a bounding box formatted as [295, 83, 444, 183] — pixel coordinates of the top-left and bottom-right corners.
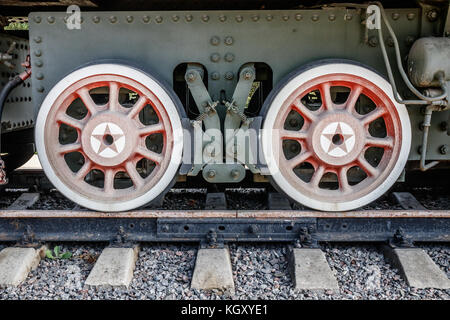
[0, 75, 25, 151]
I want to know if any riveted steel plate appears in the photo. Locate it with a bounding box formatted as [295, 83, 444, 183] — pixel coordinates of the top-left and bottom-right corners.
[28, 9, 449, 160]
[0, 34, 33, 133]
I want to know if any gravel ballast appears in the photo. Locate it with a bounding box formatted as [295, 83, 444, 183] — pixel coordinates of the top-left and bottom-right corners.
[0, 242, 448, 300]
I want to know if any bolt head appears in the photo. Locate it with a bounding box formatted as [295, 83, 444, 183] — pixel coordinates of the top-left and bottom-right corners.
[207, 170, 216, 178]
[210, 36, 220, 46]
[224, 52, 235, 62]
[210, 53, 220, 62]
[224, 36, 233, 45]
[186, 72, 196, 82]
[225, 72, 234, 80]
[211, 72, 220, 80]
[230, 169, 240, 179]
[440, 145, 448, 154]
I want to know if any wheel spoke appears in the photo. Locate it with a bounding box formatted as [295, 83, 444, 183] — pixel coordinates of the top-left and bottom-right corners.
[125, 161, 144, 189]
[75, 158, 92, 180]
[108, 82, 120, 112]
[309, 165, 325, 187]
[292, 100, 317, 122]
[139, 122, 164, 136]
[338, 166, 351, 192]
[136, 147, 163, 164]
[77, 87, 98, 116]
[366, 136, 393, 149]
[287, 151, 312, 168]
[58, 143, 81, 154]
[345, 85, 362, 113]
[358, 156, 379, 177]
[103, 168, 115, 193]
[280, 129, 308, 141]
[319, 82, 334, 111]
[127, 96, 148, 119]
[361, 108, 386, 126]
[57, 114, 85, 131]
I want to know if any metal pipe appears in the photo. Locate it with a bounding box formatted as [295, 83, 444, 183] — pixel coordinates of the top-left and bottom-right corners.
[419, 104, 450, 171]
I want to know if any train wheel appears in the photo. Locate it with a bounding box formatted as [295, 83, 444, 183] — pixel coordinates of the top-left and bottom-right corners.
[35, 64, 183, 211]
[261, 61, 411, 211]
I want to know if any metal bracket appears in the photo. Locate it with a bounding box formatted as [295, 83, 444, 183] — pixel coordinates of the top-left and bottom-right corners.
[200, 229, 225, 249]
[389, 227, 414, 248]
[295, 226, 319, 248]
[224, 64, 256, 163]
[185, 64, 223, 165]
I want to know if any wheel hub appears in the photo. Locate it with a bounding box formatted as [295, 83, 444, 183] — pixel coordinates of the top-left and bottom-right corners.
[310, 112, 364, 166]
[81, 112, 139, 167]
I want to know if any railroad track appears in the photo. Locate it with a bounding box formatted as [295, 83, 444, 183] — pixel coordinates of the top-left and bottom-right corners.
[0, 169, 449, 297]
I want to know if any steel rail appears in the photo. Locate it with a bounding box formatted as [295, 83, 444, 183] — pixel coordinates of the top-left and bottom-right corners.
[0, 209, 449, 219]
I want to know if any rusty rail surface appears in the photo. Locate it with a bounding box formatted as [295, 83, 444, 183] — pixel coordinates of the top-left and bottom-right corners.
[0, 209, 449, 218]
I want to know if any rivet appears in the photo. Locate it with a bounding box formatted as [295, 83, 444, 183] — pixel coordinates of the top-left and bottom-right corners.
[311, 14, 319, 22]
[34, 49, 42, 57]
[243, 70, 253, 80]
[33, 16, 41, 23]
[295, 14, 302, 21]
[235, 15, 243, 22]
[405, 36, 415, 46]
[266, 14, 273, 21]
[230, 169, 240, 179]
[142, 15, 150, 23]
[210, 53, 220, 62]
[439, 145, 448, 155]
[47, 16, 55, 24]
[368, 36, 378, 47]
[252, 15, 259, 22]
[109, 16, 117, 23]
[35, 60, 43, 67]
[328, 14, 336, 21]
[407, 13, 415, 20]
[210, 36, 220, 46]
[345, 13, 353, 21]
[37, 86, 44, 93]
[126, 16, 134, 23]
[426, 9, 438, 22]
[34, 36, 42, 43]
[211, 72, 220, 80]
[202, 15, 209, 22]
[224, 52, 235, 62]
[225, 71, 234, 80]
[172, 15, 179, 22]
[155, 16, 163, 23]
[392, 13, 400, 21]
[186, 72, 197, 82]
[224, 36, 233, 45]
[185, 14, 193, 22]
[282, 15, 289, 21]
[92, 16, 100, 23]
[219, 15, 227, 22]
[207, 170, 216, 178]
[36, 73, 44, 80]
[386, 36, 394, 47]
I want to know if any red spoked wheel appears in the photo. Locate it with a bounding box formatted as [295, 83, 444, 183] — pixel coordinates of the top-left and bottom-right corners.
[261, 61, 411, 211]
[35, 64, 183, 211]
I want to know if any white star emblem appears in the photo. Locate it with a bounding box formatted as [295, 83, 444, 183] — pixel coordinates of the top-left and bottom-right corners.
[320, 122, 355, 157]
[90, 122, 125, 158]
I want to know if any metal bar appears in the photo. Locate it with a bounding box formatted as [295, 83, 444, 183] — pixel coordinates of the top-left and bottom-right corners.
[0, 217, 448, 243]
[0, 209, 449, 219]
